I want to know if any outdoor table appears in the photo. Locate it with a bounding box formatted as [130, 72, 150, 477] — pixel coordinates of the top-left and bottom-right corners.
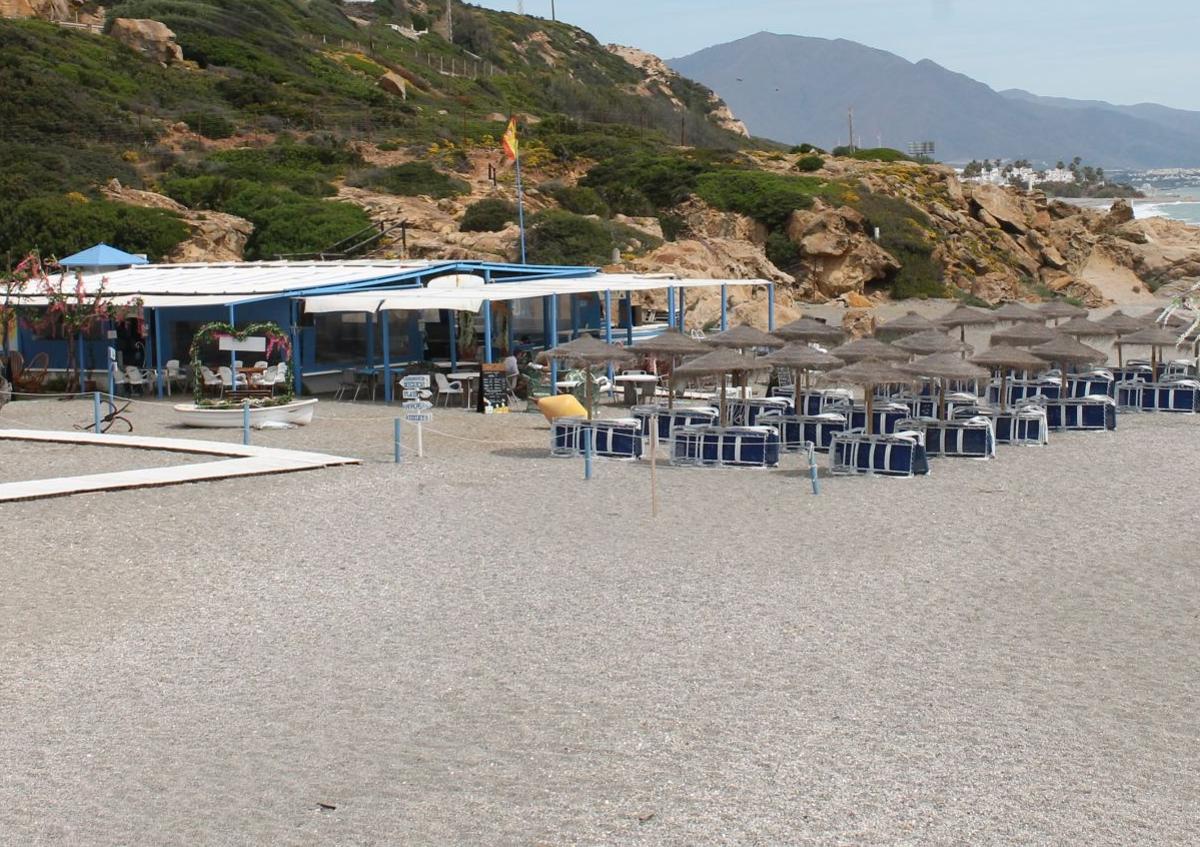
[613, 373, 660, 405]
[355, 368, 379, 402]
[448, 371, 480, 407]
[554, 379, 581, 394]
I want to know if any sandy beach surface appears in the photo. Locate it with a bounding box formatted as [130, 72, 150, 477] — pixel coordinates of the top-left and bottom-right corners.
[2, 392, 1199, 845]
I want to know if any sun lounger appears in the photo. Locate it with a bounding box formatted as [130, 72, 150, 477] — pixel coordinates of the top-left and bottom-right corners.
[729, 396, 792, 425]
[1123, 379, 1200, 412]
[1037, 395, 1117, 430]
[968, 403, 1048, 446]
[849, 402, 911, 434]
[899, 415, 996, 459]
[794, 388, 854, 416]
[551, 416, 643, 459]
[630, 404, 719, 442]
[671, 425, 781, 468]
[830, 430, 930, 477]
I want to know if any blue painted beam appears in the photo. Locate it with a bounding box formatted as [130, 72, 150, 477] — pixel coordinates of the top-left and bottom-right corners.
[382, 311, 392, 403]
[720, 285, 728, 331]
[154, 309, 164, 398]
[767, 282, 776, 331]
[483, 300, 494, 363]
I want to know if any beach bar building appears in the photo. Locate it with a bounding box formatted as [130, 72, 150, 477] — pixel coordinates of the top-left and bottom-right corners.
[14, 259, 774, 397]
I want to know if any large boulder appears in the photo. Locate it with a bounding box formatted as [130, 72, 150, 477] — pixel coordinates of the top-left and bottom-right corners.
[1098, 199, 1135, 231]
[377, 71, 408, 99]
[0, 0, 70, 20]
[969, 184, 1031, 234]
[110, 18, 183, 65]
[674, 197, 766, 244]
[102, 180, 252, 262]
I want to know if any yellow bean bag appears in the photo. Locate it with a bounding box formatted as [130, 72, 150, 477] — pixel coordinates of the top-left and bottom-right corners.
[537, 394, 587, 422]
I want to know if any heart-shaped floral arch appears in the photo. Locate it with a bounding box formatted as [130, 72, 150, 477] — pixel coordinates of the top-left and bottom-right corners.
[189, 321, 294, 407]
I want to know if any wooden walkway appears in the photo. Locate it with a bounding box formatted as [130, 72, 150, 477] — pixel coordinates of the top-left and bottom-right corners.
[0, 430, 360, 503]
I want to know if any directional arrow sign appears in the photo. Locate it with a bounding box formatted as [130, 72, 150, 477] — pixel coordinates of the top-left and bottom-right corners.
[404, 412, 434, 424]
[399, 375, 431, 389]
[402, 400, 433, 411]
[402, 389, 433, 399]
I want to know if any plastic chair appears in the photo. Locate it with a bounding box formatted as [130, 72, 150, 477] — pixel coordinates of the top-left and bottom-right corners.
[124, 365, 147, 396]
[333, 368, 358, 401]
[435, 371, 464, 406]
[200, 366, 222, 397]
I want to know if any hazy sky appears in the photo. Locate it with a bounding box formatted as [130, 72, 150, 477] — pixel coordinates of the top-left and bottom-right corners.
[472, 0, 1200, 110]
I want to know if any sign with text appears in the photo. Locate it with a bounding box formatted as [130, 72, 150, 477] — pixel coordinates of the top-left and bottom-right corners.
[402, 388, 432, 400]
[402, 400, 433, 411]
[404, 411, 434, 424]
[399, 374, 431, 390]
[477, 363, 510, 414]
[218, 335, 267, 353]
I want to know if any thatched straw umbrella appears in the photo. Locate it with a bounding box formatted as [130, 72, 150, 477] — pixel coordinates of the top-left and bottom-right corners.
[829, 336, 910, 363]
[990, 323, 1058, 347]
[774, 316, 846, 345]
[1057, 316, 1116, 340]
[820, 359, 910, 435]
[1039, 300, 1087, 325]
[1029, 334, 1106, 397]
[938, 304, 996, 343]
[706, 325, 784, 401]
[762, 344, 844, 406]
[547, 335, 636, 420]
[992, 301, 1044, 323]
[875, 311, 939, 341]
[630, 329, 710, 411]
[674, 348, 771, 426]
[900, 352, 990, 419]
[1115, 325, 1186, 376]
[892, 330, 971, 356]
[970, 345, 1049, 412]
[1095, 310, 1149, 367]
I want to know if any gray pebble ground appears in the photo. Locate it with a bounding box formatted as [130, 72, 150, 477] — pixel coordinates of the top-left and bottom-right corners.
[1, 395, 1198, 845]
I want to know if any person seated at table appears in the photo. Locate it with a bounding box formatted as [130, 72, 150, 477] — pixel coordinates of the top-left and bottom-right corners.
[502, 348, 520, 380]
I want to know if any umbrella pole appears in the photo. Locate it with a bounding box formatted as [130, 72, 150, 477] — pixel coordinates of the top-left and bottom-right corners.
[999, 370, 1007, 414]
[938, 378, 947, 420]
[587, 369, 594, 420]
[865, 385, 874, 435]
[1117, 336, 1123, 369]
[668, 355, 676, 413]
[720, 381, 727, 427]
[794, 367, 802, 413]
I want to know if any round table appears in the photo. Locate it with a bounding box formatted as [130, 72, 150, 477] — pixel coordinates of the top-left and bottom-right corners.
[448, 371, 480, 407]
[613, 373, 661, 405]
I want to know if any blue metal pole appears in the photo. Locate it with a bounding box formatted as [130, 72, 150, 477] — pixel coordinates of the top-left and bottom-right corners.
[448, 309, 457, 370]
[289, 299, 302, 397]
[515, 149, 527, 264]
[242, 399, 250, 445]
[382, 310, 392, 403]
[625, 291, 633, 346]
[154, 308, 164, 399]
[767, 282, 776, 331]
[107, 347, 115, 398]
[365, 312, 376, 370]
[549, 294, 559, 389]
[583, 426, 592, 480]
[483, 300, 494, 363]
[678, 288, 687, 332]
[667, 286, 676, 330]
[604, 289, 614, 386]
[569, 294, 579, 339]
[228, 305, 236, 377]
[394, 418, 402, 464]
[809, 444, 820, 495]
[720, 284, 728, 331]
[93, 391, 101, 434]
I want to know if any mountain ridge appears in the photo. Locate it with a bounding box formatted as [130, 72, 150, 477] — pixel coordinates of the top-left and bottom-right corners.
[669, 31, 1200, 168]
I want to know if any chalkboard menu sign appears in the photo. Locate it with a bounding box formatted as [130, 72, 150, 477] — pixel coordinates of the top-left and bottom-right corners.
[478, 363, 510, 413]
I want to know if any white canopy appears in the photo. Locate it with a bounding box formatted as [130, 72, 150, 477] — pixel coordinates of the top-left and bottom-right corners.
[301, 274, 769, 314]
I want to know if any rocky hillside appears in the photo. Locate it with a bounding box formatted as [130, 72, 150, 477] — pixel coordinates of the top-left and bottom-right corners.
[2, 0, 1199, 325]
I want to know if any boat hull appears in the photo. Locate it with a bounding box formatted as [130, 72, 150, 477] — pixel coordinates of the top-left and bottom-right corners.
[172, 398, 318, 428]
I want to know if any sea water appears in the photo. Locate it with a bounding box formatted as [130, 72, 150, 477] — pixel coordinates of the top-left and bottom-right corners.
[1135, 198, 1200, 226]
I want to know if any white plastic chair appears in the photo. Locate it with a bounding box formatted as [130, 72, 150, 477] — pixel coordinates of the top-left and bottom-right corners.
[124, 365, 146, 396]
[165, 359, 187, 396]
[435, 371, 464, 406]
[218, 366, 245, 390]
[333, 369, 359, 401]
[253, 365, 276, 387]
[109, 364, 128, 396]
[201, 366, 222, 397]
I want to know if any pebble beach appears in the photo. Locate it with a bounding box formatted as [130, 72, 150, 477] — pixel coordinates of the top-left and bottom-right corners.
[2, 395, 1199, 845]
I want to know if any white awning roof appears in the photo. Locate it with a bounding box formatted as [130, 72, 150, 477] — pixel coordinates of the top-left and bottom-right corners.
[302, 274, 769, 314]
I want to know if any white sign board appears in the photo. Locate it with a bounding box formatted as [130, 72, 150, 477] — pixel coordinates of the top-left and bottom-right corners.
[402, 400, 433, 411]
[218, 335, 267, 353]
[402, 389, 432, 400]
[399, 374, 431, 389]
[404, 412, 434, 424]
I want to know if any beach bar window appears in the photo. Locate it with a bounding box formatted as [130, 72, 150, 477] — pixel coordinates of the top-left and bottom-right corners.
[315, 312, 369, 363]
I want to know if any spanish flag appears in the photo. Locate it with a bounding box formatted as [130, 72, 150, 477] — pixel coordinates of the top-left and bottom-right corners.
[502, 116, 519, 162]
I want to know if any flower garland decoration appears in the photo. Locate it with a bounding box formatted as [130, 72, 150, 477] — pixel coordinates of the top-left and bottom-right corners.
[189, 320, 294, 407]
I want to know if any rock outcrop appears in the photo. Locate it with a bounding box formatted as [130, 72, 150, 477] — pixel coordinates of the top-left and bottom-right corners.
[0, 0, 71, 21]
[377, 71, 407, 99]
[109, 18, 184, 66]
[103, 180, 252, 262]
[785, 201, 901, 299]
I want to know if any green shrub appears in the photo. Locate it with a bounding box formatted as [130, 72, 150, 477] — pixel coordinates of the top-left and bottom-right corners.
[832, 147, 913, 163]
[794, 155, 824, 173]
[526, 210, 658, 266]
[247, 200, 372, 260]
[766, 232, 800, 271]
[541, 182, 609, 217]
[347, 162, 469, 198]
[850, 190, 944, 299]
[0, 196, 188, 261]
[461, 199, 517, 232]
[790, 143, 824, 154]
[695, 169, 822, 230]
[191, 139, 360, 196]
[581, 152, 715, 213]
[658, 213, 685, 242]
[181, 111, 237, 139]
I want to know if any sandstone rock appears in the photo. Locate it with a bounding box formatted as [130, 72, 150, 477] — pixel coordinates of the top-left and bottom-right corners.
[844, 292, 873, 309]
[968, 270, 1025, 304]
[842, 309, 876, 339]
[674, 197, 766, 244]
[613, 214, 664, 241]
[969, 183, 1030, 233]
[377, 71, 407, 99]
[630, 238, 795, 287]
[1021, 230, 1067, 269]
[0, 0, 70, 21]
[1100, 199, 1135, 230]
[102, 179, 252, 262]
[110, 18, 183, 65]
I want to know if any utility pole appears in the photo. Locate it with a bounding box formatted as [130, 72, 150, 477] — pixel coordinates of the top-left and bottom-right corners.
[847, 108, 855, 152]
[551, 0, 556, 20]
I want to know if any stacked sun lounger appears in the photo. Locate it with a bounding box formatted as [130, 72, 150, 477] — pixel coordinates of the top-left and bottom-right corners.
[671, 425, 781, 468]
[630, 404, 719, 442]
[830, 430, 930, 477]
[1116, 378, 1200, 413]
[551, 417, 643, 459]
[897, 415, 996, 459]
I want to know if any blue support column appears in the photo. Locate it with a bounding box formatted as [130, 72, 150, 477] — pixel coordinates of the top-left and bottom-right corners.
[720, 284, 728, 331]
[542, 295, 551, 350]
[667, 286, 676, 329]
[604, 289, 614, 384]
[365, 312, 376, 370]
[290, 299, 303, 396]
[483, 300, 494, 363]
[228, 305, 236, 376]
[448, 309, 457, 370]
[625, 290, 633, 346]
[154, 309, 164, 398]
[549, 294, 559, 388]
[382, 311, 392, 403]
[678, 288, 687, 332]
[569, 294, 579, 339]
[767, 282, 776, 331]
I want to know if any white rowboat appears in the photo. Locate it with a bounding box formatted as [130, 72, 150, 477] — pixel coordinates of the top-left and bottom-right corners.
[172, 398, 318, 428]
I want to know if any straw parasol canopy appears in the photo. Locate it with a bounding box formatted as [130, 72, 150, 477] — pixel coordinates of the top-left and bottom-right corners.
[892, 329, 971, 356]
[773, 316, 846, 344]
[1039, 300, 1088, 322]
[970, 344, 1050, 412]
[900, 352, 989, 418]
[875, 311, 939, 340]
[1115, 325, 1186, 373]
[1030, 334, 1106, 397]
[706, 324, 785, 350]
[1056, 316, 1117, 338]
[1095, 310, 1146, 334]
[630, 329, 710, 411]
[674, 348, 771, 426]
[829, 336, 910, 363]
[992, 301, 1044, 322]
[820, 358, 911, 434]
[990, 323, 1058, 347]
[938, 304, 996, 342]
[763, 344, 844, 400]
[547, 335, 636, 419]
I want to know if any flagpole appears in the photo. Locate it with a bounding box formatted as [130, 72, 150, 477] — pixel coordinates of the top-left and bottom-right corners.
[515, 143, 527, 264]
